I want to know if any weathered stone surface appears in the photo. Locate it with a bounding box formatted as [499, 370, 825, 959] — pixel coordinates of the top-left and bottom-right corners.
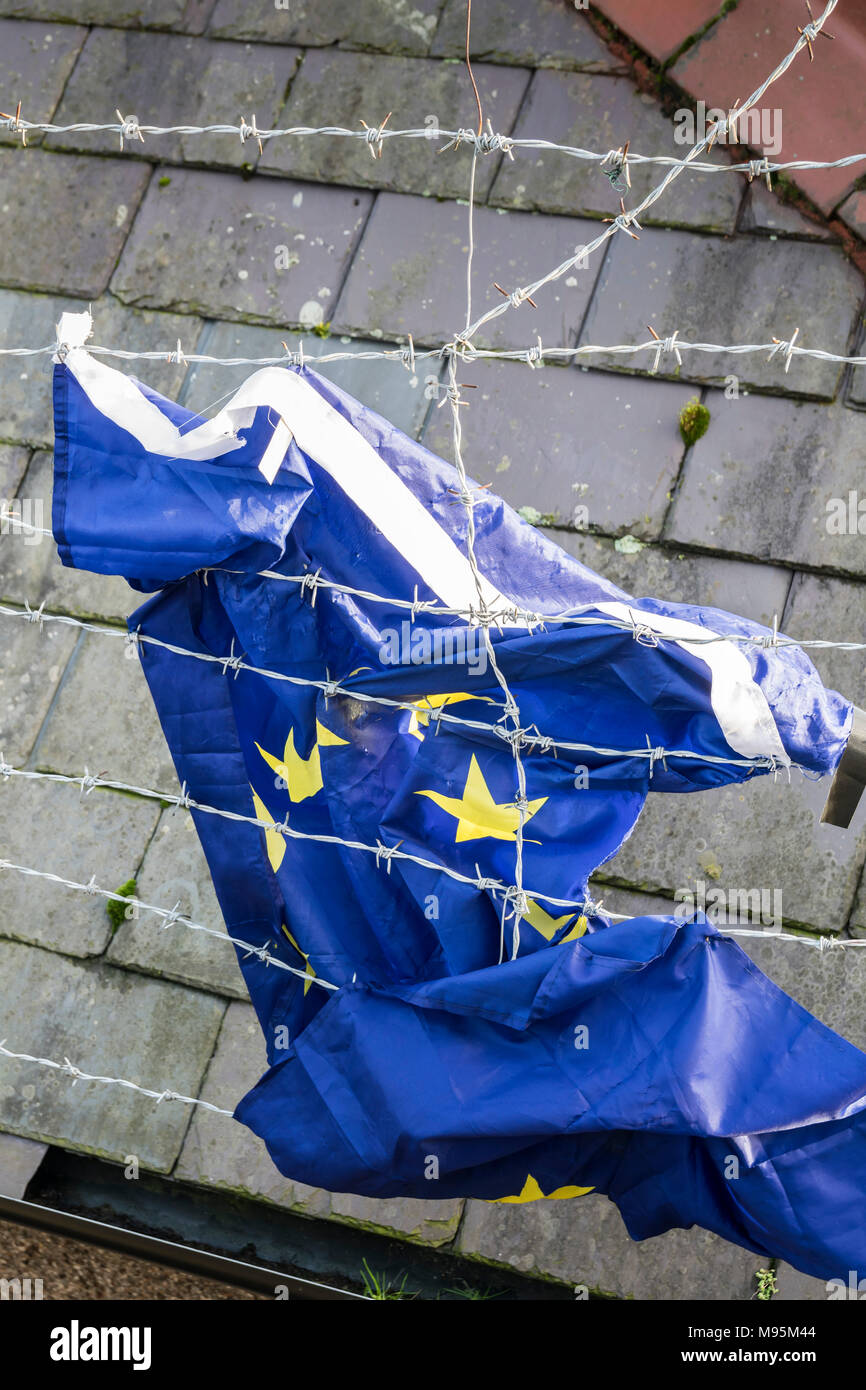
[422, 362, 692, 537]
[849, 365, 866, 409]
[0, 446, 30, 497]
[335, 194, 603, 349]
[0, 937, 226, 1171]
[594, 877, 866, 1090]
[260, 50, 529, 201]
[0, 1130, 47, 1197]
[35, 629, 177, 792]
[774, 1262, 833, 1301]
[112, 168, 372, 328]
[579, 227, 862, 398]
[593, 833, 866, 1063]
[176, 1000, 464, 1243]
[665, 394, 866, 576]
[0, 1, 188, 25]
[108, 807, 248, 999]
[781, 570, 865, 705]
[0, 291, 203, 448]
[0, 612, 77, 765]
[586, 882, 678, 920]
[739, 933, 866, 1054]
[432, 0, 622, 70]
[849, 876, 866, 937]
[209, 0, 442, 55]
[181, 321, 432, 438]
[0, 778, 160, 956]
[838, 189, 866, 241]
[555, 531, 792, 628]
[0, 149, 151, 299]
[490, 71, 741, 233]
[327, 1187, 463, 1246]
[458, 1192, 762, 1298]
[0, 450, 142, 620]
[571, 543, 863, 934]
[740, 181, 835, 240]
[603, 769, 866, 935]
[47, 30, 299, 168]
[0, 20, 87, 147]
[175, 1001, 331, 1212]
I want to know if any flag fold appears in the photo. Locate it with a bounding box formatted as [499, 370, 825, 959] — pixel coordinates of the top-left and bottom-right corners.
[51, 324, 863, 1284]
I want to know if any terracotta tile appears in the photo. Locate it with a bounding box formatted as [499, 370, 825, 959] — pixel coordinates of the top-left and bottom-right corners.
[672, 0, 866, 213]
[592, 0, 722, 64]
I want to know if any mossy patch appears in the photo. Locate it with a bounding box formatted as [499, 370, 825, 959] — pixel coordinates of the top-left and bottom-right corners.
[106, 879, 137, 932]
[679, 397, 711, 447]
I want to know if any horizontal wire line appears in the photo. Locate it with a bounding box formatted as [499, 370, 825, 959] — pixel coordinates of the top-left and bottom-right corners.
[0, 911, 860, 1120]
[2, 530, 866, 652]
[0, 12, 850, 378]
[0, 857, 338, 991]
[2, 336, 864, 369]
[2, 116, 862, 181]
[0, 598, 808, 773]
[0, 762, 604, 914]
[1, 851, 855, 954]
[459, 0, 840, 346]
[0, 1, 847, 1138]
[0, 1042, 235, 1115]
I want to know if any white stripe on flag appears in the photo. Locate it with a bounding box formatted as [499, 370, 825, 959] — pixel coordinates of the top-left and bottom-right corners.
[56, 313, 787, 767]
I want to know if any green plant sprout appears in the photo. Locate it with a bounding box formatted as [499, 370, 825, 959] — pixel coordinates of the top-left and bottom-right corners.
[755, 1268, 778, 1301]
[360, 1258, 416, 1300]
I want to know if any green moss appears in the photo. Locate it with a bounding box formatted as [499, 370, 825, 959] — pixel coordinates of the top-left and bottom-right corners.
[756, 1267, 778, 1301]
[311, 320, 331, 340]
[614, 534, 645, 555]
[679, 397, 711, 447]
[106, 879, 137, 932]
[518, 505, 558, 527]
[158, 175, 171, 188]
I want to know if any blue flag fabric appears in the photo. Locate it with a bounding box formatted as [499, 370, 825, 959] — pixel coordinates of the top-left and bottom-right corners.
[50, 311, 863, 1283]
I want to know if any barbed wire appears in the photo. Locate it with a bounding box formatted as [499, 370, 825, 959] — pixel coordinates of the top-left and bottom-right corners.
[0, 597, 813, 774]
[0, 759, 609, 916]
[0, 0, 850, 970]
[437, 0, 839, 959]
[0, 10, 849, 378]
[0, 1041, 235, 1115]
[458, 0, 841, 347]
[1, 850, 858, 953]
[3, 528, 866, 654]
[2, 116, 861, 184]
[1, 332, 864, 372]
[0, 902, 862, 1122]
[0, 857, 338, 991]
[0, 0, 851, 1132]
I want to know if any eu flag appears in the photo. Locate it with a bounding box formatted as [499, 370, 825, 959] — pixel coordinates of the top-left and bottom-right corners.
[51, 310, 865, 1284]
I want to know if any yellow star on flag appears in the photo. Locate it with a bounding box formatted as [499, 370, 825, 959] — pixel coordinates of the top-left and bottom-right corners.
[415, 754, 547, 843]
[255, 718, 348, 804]
[281, 922, 317, 995]
[250, 787, 286, 873]
[494, 1175, 595, 1204]
[406, 692, 495, 741]
[523, 898, 588, 944]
